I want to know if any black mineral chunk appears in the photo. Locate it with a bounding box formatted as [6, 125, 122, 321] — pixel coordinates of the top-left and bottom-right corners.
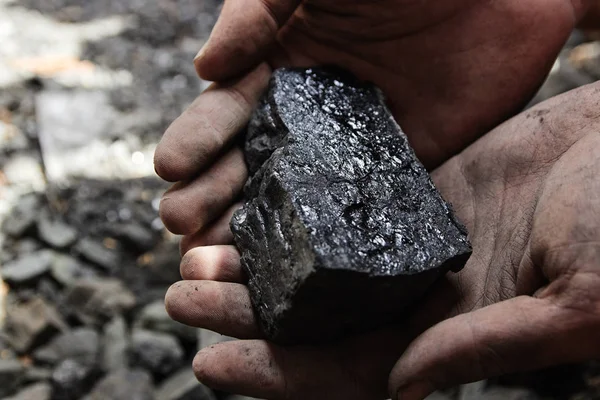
[231, 67, 472, 344]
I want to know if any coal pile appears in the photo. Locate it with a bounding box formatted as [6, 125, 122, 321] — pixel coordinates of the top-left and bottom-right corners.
[0, 180, 252, 400]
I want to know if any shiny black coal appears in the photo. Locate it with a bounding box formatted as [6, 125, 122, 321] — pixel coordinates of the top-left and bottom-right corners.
[231, 67, 472, 344]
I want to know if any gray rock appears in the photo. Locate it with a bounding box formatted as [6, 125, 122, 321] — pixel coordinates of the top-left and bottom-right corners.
[73, 237, 120, 271]
[101, 316, 129, 372]
[83, 369, 154, 400]
[23, 366, 53, 383]
[51, 359, 98, 400]
[4, 297, 68, 352]
[50, 253, 97, 287]
[3, 194, 40, 238]
[1, 250, 53, 285]
[130, 329, 184, 377]
[33, 328, 99, 366]
[65, 278, 136, 325]
[37, 210, 78, 248]
[107, 223, 156, 251]
[36, 90, 117, 183]
[2, 154, 45, 191]
[14, 238, 43, 256]
[0, 359, 24, 398]
[134, 300, 197, 343]
[4, 382, 52, 400]
[156, 368, 216, 400]
[232, 67, 472, 344]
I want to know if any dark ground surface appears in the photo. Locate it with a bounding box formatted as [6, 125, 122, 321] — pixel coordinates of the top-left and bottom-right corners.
[0, 0, 600, 399]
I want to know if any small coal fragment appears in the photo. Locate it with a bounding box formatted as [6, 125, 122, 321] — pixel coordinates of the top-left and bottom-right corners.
[73, 238, 120, 271]
[231, 67, 472, 344]
[101, 316, 129, 372]
[33, 328, 99, 367]
[50, 254, 97, 287]
[4, 297, 68, 352]
[3, 194, 40, 238]
[105, 223, 157, 251]
[37, 210, 78, 249]
[0, 359, 24, 398]
[65, 278, 136, 325]
[51, 359, 99, 400]
[23, 366, 53, 383]
[130, 329, 184, 378]
[1, 250, 53, 285]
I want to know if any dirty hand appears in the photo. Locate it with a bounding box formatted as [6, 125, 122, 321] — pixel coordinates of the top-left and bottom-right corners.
[157, 0, 587, 174]
[162, 79, 600, 399]
[153, 0, 589, 243]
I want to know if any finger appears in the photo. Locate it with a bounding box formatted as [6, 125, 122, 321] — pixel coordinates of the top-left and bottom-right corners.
[194, 340, 291, 399]
[389, 296, 600, 400]
[180, 202, 242, 254]
[160, 149, 247, 235]
[180, 245, 245, 283]
[194, 0, 301, 81]
[192, 279, 463, 400]
[154, 63, 270, 182]
[193, 340, 375, 400]
[165, 280, 261, 339]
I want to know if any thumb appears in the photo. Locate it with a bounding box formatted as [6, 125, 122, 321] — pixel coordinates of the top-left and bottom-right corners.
[389, 295, 600, 400]
[195, 0, 301, 81]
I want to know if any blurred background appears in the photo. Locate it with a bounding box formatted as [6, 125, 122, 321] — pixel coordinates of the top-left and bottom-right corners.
[1, 1, 600, 399]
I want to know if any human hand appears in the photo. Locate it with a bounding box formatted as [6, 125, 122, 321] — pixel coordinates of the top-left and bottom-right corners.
[154, 0, 589, 242]
[191, 0, 589, 168]
[388, 80, 600, 399]
[164, 82, 600, 399]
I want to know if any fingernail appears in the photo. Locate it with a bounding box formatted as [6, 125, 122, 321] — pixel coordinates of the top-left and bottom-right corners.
[395, 381, 435, 400]
[194, 43, 208, 62]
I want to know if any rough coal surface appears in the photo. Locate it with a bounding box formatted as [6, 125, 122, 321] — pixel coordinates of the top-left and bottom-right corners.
[232, 67, 472, 344]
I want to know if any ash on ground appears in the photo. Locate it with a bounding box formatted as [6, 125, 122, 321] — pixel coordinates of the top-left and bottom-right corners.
[0, 0, 600, 399]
